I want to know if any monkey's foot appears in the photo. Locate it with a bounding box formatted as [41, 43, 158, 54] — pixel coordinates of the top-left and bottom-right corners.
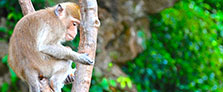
[64, 73, 75, 84]
[64, 68, 76, 84]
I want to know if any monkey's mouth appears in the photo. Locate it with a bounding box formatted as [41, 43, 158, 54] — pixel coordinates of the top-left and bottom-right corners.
[66, 34, 74, 40]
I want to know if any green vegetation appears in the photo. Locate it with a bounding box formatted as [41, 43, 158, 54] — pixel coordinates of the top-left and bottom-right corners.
[123, 0, 223, 91]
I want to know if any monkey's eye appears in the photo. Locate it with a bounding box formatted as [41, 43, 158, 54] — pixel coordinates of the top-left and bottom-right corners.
[73, 22, 77, 26]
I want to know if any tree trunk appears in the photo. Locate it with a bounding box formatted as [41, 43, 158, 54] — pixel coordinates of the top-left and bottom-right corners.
[71, 0, 100, 92]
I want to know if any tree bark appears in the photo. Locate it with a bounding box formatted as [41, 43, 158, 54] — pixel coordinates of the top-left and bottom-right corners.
[71, 0, 100, 92]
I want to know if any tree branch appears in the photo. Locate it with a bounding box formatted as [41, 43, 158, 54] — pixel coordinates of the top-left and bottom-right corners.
[71, 0, 100, 92]
[18, 0, 35, 15]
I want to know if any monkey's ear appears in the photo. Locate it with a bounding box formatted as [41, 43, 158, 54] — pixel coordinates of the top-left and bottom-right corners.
[54, 4, 64, 16]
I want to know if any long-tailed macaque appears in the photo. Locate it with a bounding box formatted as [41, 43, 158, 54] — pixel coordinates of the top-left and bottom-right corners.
[8, 2, 93, 92]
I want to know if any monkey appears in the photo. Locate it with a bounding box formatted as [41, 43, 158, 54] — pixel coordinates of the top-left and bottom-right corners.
[8, 2, 94, 92]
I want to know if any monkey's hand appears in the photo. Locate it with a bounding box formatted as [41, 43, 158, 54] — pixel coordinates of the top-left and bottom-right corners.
[77, 53, 94, 65]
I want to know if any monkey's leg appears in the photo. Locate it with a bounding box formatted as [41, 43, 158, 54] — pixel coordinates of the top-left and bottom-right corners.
[25, 70, 41, 92]
[49, 70, 70, 92]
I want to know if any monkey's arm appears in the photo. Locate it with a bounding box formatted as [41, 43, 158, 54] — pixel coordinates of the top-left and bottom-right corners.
[39, 45, 94, 65]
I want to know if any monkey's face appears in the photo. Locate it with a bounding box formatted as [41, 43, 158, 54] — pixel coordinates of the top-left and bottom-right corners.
[65, 17, 80, 41]
[54, 3, 81, 41]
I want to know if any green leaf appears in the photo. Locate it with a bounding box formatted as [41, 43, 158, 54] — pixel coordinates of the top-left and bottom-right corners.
[120, 81, 126, 89]
[117, 76, 122, 83]
[90, 86, 103, 92]
[0, 27, 7, 33]
[108, 62, 113, 67]
[1, 55, 8, 64]
[211, 40, 217, 46]
[1, 83, 9, 92]
[126, 77, 132, 88]
[101, 78, 109, 90]
[109, 79, 116, 87]
[9, 68, 17, 84]
[62, 86, 71, 92]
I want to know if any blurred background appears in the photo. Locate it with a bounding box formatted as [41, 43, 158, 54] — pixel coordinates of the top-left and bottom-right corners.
[0, 0, 223, 92]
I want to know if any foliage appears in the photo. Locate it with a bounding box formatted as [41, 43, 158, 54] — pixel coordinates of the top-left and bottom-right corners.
[0, 0, 55, 41]
[117, 76, 132, 89]
[90, 77, 117, 92]
[123, 0, 223, 91]
[1, 83, 9, 92]
[0, 0, 22, 40]
[90, 62, 119, 92]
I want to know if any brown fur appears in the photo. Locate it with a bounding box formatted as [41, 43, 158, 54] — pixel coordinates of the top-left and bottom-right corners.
[8, 6, 65, 80]
[65, 3, 80, 20]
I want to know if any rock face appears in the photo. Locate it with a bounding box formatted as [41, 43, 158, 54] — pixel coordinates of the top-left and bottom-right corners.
[95, 0, 177, 91]
[144, 0, 178, 13]
[97, 0, 148, 64]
